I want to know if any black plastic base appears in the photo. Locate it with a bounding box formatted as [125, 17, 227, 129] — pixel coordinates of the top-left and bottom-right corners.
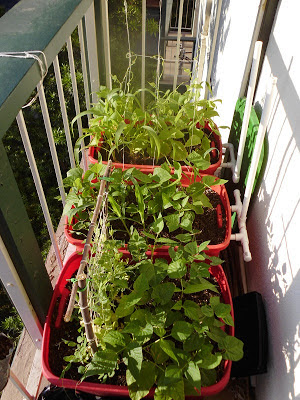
[231, 291, 268, 377]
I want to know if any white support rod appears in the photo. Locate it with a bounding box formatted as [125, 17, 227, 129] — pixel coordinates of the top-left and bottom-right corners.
[239, 0, 266, 97]
[16, 111, 64, 271]
[221, 142, 236, 176]
[67, 37, 88, 171]
[241, 76, 277, 223]
[53, 56, 76, 169]
[0, 234, 43, 350]
[78, 19, 91, 114]
[141, 0, 146, 110]
[233, 41, 263, 183]
[196, 0, 213, 87]
[101, 0, 112, 90]
[205, 0, 222, 98]
[231, 189, 252, 262]
[37, 82, 66, 206]
[173, 0, 184, 90]
[9, 370, 34, 400]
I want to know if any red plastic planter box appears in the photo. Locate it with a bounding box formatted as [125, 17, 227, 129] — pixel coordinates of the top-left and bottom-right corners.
[42, 252, 234, 398]
[64, 178, 231, 257]
[88, 123, 222, 176]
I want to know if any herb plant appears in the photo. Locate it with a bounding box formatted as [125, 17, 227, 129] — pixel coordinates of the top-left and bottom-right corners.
[74, 81, 224, 167]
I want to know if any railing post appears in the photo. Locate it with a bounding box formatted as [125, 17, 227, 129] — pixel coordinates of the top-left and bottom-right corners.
[93, 0, 111, 90]
[0, 141, 52, 343]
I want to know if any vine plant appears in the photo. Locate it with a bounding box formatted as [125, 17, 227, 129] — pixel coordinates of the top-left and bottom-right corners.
[63, 239, 243, 400]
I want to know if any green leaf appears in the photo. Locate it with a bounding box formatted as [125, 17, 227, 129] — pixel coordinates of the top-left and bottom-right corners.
[171, 321, 193, 342]
[197, 240, 210, 252]
[84, 350, 118, 377]
[183, 300, 203, 321]
[144, 125, 161, 159]
[184, 280, 219, 294]
[200, 368, 217, 387]
[133, 273, 149, 293]
[196, 351, 222, 369]
[116, 292, 143, 318]
[114, 121, 126, 147]
[127, 344, 143, 380]
[123, 320, 153, 344]
[128, 361, 157, 400]
[153, 167, 172, 184]
[159, 339, 178, 363]
[103, 330, 127, 349]
[171, 141, 188, 161]
[167, 259, 186, 279]
[175, 233, 192, 243]
[206, 326, 227, 343]
[151, 340, 170, 364]
[184, 241, 198, 255]
[190, 262, 211, 279]
[219, 336, 244, 361]
[164, 213, 180, 232]
[185, 135, 202, 147]
[134, 183, 145, 224]
[201, 305, 214, 317]
[183, 332, 204, 352]
[214, 303, 234, 326]
[185, 361, 201, 392]
[152, 282, 176, 305]
[151, 212, 164, 235]
[131, 168, 152, 183]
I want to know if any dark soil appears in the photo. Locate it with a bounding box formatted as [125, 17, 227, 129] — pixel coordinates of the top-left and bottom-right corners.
[0, 335, 13, 360]
[48, 275, 225, 387]
[110, 187, 227, 245]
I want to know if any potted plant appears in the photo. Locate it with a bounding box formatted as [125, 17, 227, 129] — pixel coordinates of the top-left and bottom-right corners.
[63, 163, 231, 256]
[0, 333, 14, 391]
[42, 239, 243, 399]
[75, 81, 223, 175]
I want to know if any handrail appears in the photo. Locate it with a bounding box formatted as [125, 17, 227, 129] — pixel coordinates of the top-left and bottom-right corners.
[0, 0, 93, 139]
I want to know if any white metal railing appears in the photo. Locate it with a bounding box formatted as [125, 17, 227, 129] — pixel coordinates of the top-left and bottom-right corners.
[0, 0, 219, 350]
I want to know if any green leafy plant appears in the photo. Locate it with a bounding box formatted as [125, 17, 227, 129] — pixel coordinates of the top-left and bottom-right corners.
[62, 239, 243, 399]
[106, 163, 227, 252]
[74, 80, 224, 168]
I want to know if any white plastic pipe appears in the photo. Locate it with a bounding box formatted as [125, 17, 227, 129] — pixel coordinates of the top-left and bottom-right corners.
[101, 0, 112, 90]
[241, 76, 277, 223]
[230, 189, 252, 262]
[221, 142, 236, 176]
[233, 41, 263, 183]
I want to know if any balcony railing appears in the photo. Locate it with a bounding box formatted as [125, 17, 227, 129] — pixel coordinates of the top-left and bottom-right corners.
[0, 0, 205, 352]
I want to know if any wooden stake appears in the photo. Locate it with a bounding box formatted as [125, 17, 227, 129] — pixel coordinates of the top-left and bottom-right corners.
[64, 161, 112, 349]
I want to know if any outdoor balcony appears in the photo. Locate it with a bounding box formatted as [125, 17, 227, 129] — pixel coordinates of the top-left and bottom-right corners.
[0, 1, 299, 400]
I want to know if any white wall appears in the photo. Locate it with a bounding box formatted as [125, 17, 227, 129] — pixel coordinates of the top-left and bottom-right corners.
[246, 1, 300, 399]
[208, 0, 260, 141]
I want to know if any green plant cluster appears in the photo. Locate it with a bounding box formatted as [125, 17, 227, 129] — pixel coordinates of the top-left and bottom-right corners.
[63, 240, 243, 400]
[63, 162, 227, 254]
[76, 81, 222, 168]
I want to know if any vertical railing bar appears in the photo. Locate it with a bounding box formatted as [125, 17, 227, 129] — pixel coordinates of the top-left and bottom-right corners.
[0, 235, 43, 349]
[141, 0, 146, 109]
[66, 36, 88, 171]
[37, 82, 66, 206]
[101, 0, 112, 90]
[53, 56, 76, 169]
[16, 111, 64, 271]
[78, 19, 91, 114]
[173, 0, 184, 90]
